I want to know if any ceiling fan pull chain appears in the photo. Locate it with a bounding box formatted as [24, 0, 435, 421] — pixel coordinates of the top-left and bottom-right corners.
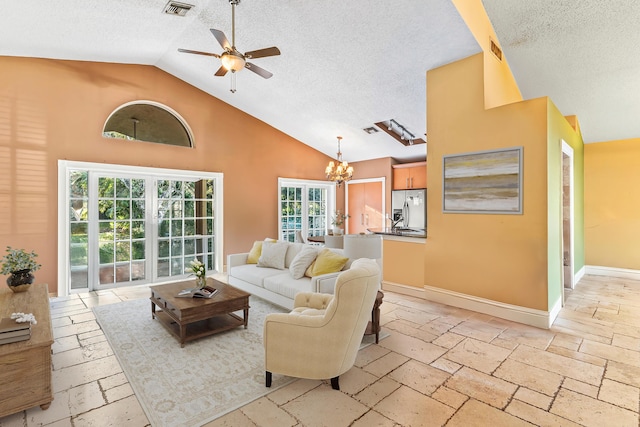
[230, 72, 237, 93]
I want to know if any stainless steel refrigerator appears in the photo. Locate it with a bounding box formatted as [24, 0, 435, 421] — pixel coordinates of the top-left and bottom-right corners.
[391, 189, 426, 230]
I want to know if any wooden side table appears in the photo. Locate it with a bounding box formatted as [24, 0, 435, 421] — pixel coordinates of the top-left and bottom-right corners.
[364, 290, 384, 343]
[0, 283, 53, 417]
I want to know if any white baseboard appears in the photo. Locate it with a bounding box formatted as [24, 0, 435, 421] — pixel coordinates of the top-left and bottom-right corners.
[585, 265, 640, 281]
[422, 284, 553, 329]
[575, 266, 586, 284]
[381, 281, 426, 299]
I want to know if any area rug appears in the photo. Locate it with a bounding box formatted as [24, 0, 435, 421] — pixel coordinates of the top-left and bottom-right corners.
[93, 296, 294, 427]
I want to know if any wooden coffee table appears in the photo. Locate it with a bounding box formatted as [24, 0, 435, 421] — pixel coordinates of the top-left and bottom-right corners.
[150, 278, 250, 347]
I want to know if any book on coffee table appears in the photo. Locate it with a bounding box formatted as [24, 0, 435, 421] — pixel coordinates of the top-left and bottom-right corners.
[0, 318, 31, 345]
[177, 285, 218, 299]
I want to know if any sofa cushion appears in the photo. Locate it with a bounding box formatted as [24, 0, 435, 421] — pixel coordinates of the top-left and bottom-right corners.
[229, 264, 284, 288]
[264, 274, 315, 300]
[284, 242, 305, 268]
[246, 241, 263, 264]
[305, 248, 349, 277]
[289, 246, 318, 279]
[258, 241, 289, 270]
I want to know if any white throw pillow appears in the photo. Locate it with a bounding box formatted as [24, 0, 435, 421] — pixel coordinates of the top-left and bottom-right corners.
[257, 241, 289, 270]
[288, 246, 318, 279]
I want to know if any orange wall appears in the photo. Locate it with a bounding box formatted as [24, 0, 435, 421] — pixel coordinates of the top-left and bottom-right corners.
[585, 138, 640, 269]
[0, 56, 334, 293]
[452, 0, 522, 108]
[425, 53, 551, 310]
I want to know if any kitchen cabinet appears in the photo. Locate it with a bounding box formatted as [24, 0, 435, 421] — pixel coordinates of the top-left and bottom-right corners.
[392, 161, 426, 190]
[346, 181, 383, 234]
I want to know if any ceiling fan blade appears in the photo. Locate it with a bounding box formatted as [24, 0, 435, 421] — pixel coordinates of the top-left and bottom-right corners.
[244, 47, 281, 59]
[210, 29, 231, 51]
[245, 62, 273, 79]
[178, 48, 220, 58]
[214, 65, 228, 77]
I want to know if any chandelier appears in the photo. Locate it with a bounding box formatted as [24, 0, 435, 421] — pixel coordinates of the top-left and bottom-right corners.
[325, 136, 354, 187]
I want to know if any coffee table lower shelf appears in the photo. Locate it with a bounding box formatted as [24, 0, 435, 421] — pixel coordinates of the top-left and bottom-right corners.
[153, 310, 246, 347]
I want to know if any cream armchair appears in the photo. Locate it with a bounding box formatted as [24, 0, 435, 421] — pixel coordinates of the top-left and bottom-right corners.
[263, 258, 380, 390]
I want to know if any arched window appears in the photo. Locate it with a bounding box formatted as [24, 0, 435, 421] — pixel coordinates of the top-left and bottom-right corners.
[102, 101, 194, 147]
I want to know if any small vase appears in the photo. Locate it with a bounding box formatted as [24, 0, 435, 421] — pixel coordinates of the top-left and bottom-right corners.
[7, 269, 34, 293]
[196, 276, 207, 289]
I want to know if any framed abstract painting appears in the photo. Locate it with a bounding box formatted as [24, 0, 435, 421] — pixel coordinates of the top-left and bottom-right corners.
[443, 147, 523, 214]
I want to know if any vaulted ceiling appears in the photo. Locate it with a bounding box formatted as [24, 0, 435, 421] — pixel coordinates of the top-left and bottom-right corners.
[1, 0, 638, 162]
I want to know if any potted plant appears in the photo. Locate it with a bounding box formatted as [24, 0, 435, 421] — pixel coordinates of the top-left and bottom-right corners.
[1, 246, 41, 292]
[331, 210, 349, 235]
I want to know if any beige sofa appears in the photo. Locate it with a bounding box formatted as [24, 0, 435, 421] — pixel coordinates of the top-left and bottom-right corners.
[263, 258, 381, 390]
[227, 241, 354, 310]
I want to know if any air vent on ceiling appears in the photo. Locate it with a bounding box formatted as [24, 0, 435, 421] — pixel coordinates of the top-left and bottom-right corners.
[163, 1, 194, 16]
[490, 38, 502, 61]
[363, 127, 379, 134]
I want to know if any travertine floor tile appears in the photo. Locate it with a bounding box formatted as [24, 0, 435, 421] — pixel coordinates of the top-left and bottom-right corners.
[445, 367, 517, 409]
[431, 331, 465, 349]
[265, 379, 320, 406]
[513, 387, 552, 410]
[506, 399, 582, 427]
[598, 378, 640, 412]
[431, 386, 468, 409]
[605, 360, 640, 388]
[444, 337, 511, 374]
[354, 377, 401, 407]
[378, 332, 446, 365]
[52, 355, 123, 393]
[361, 351, 409, 377]
[202, 409, 256, 426]
[495, 323, 555, 349]
[448, 320, 505, 343]
[282, 384, 368, 427]
[350, 410, 395, 427]
[240, 397, 297, 427]
[354, 344, 389, 368]
[71, 395, 148, 426]
[388, 359, 450, 395]
[580, 339, 640, 367]
[551, 388, 638, 427]
[338, 366, 379, 395]
[510, 344, 604, 385]
[376, 385, 455, 427]
[493, 358, 562, 396]
[447, 399, 531, 427]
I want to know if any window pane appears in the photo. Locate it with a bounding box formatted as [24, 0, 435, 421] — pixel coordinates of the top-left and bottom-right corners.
[116, 178, 130, 198]
[98, 177, 114, 197]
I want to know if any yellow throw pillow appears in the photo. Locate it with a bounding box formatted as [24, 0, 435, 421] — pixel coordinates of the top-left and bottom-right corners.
[304, 248, 348, 277]
[246, 241, 263, 264]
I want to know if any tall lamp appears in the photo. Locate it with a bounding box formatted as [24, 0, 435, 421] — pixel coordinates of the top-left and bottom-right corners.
[343, 234, 383, 283]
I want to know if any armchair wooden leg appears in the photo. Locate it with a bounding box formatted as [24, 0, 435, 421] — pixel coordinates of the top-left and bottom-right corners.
[266, 371, 272, 387]
[331, 376, 340, 390]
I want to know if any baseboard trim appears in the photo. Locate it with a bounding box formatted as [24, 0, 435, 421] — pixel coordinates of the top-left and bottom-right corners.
[381, 281, 426, 299]
[585, 265, 640, 281]
[575, 266, 586, 284]
[422, 284, 552, 329]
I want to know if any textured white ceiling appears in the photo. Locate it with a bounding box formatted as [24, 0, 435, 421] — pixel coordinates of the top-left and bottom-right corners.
[0, 0, 480, 162]
[9, 1, 635, 161]
[483, 0, 640, 143]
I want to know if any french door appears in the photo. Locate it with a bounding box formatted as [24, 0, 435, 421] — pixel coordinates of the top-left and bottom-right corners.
[60, 161, 223, 295]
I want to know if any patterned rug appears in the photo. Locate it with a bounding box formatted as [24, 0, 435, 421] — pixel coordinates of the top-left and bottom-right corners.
[93, 295, 293, 427]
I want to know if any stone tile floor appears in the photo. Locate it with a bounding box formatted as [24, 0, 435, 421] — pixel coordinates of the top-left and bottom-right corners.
[1, 274, 639, 426]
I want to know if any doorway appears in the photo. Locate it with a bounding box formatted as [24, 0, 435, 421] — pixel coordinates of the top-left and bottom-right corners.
[561, 141, 574, 301]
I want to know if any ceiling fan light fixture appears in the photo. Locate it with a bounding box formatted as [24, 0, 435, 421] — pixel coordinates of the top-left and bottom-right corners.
[220, 52, 245, 72]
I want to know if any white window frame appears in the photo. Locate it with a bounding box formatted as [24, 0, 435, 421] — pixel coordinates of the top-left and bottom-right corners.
[277, 178, 336, 241]
[57, 160, 224, 297]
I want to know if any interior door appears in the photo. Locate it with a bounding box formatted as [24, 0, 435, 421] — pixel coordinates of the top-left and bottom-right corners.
[347, 181, 383, 234]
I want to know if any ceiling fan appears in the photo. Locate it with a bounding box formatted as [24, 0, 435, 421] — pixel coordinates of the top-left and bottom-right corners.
[178, 0, 281, 93]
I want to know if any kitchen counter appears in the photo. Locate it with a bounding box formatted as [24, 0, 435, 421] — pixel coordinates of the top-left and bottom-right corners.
[368, 227, 427, 239]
